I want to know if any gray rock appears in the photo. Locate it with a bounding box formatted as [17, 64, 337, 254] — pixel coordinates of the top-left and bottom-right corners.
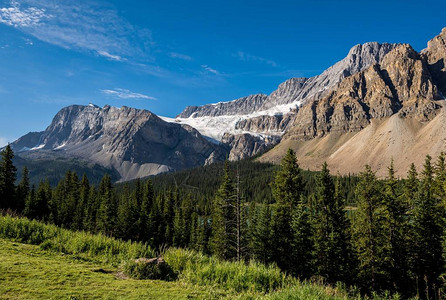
[11, 105, 228, 182]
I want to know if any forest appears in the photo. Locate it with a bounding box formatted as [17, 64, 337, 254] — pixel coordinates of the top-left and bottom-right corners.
[1, 143, 445, 299]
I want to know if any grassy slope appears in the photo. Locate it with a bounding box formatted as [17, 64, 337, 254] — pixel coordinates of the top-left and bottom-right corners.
[0, 239, 222, 300]
[0, 216, 360, 299]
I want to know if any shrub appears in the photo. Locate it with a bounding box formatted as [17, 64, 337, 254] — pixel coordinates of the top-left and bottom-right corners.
[123, 257, 177, 281]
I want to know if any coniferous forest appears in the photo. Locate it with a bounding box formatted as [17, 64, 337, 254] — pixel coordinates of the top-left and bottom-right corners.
[2, 143, 446, 299]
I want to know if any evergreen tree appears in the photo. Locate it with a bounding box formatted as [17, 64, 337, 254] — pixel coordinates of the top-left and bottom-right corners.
[249, 203, 273, 264]
[0, 145, 17, 209]
[353, 165, 388, 291]
[16, 166, 30, 212]
[313, 162, 354, 284]
[271, 149, 303, 271]
[290, 198, 314, 279]
[404, 163, 418, 210]
[411, 155, 445, 299]
[209, 161, 236, 259]
[96, 174, 117, 236]
[382, 160, 410, 294]
[138, 180, 154, 241]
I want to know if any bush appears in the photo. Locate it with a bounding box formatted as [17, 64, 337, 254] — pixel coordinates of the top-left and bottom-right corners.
[164, 248, 293, 293]
[0, 215, 154, 266]
[123, 257, 177, 281]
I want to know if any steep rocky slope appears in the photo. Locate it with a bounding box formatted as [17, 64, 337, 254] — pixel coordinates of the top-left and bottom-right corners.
[167, 42, 399, 160]
[260, 28, 446, 176]
[12, 105, 228, 181]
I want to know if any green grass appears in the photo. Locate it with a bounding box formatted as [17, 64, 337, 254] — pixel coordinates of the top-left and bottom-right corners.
[0, 239, 224, 299]
[0, 215, 381, 299]
[0, 215, 154, 266]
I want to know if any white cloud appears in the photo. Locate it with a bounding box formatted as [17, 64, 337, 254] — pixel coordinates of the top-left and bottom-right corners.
[0, 1, 48, 27]
[234, 51, 278, 67]
[0, 0, 153, 62]
[97, 50, 126, 62]
[201, 64, 220, 75]
[101, 88, 157, 100]
[168, 52, 192, 61]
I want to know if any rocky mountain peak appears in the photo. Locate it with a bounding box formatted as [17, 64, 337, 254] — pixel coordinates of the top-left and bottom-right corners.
[423, 27, 446, 96]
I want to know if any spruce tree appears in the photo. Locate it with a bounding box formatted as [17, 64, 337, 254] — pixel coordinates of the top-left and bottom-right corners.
[411, 155, 445, 299]
[249, 203, 273, 264]
[96, 174, 117, 236]
[16, 166, 30, 212]
[0, 145, 17, 209]
[138, 180, 154, 241]
[313, 162, 354, 284]
[209, 161, 236, 259]
[353, 165, 388, 291]
[290, 198, 314, 279]
[271, 148, 303, 271]
[382, 160, 410, 294]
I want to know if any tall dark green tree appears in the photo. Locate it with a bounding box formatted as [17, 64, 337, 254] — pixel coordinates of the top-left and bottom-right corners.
[411, 155, 445, 299]
[271, 148, 303, 271]
[290, 197, 314, 279]
[249, 203, 273, 264]
[353, 165, 388, 291]
[96, 174, 117, 236]
[313, 162, 354, 284]
[16, 166, 30, 212]
[0, 145, 17, 209]
[382, 160, 410, 294]
[209, 161, 236, 259]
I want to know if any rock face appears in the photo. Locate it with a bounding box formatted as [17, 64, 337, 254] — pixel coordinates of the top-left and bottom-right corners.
[262, 28, 446, 177]
[423, 27, 446, 96]
[177, 42, 398, 119]
[234, 112, 296, 134]
[260, 42, 399, 110]
[177, 94, 268, 118]
[221, 133, 281, 161]
[170, 42, 399, 161]
[11, 105, 228, 181]
[287, 44, 440, 138]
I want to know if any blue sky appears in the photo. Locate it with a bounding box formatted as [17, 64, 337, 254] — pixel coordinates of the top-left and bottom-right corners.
[0, 0, 445, 146]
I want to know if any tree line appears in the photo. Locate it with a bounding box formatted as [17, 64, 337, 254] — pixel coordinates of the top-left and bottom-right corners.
[1, 144, 445, 298]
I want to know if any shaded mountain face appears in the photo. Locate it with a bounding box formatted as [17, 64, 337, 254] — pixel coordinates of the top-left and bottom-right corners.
[11, 105, 228, 182]
[261, 29, 446, 177]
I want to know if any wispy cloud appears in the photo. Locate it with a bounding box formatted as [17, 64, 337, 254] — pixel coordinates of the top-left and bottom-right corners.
[201, 64, 220, 75]
[168, 52, 193, 61]
[0, 0, 153, 62]
[234, 51, 278, 67]
[101, 88, 157, 100]
[97, 50, 126, 62]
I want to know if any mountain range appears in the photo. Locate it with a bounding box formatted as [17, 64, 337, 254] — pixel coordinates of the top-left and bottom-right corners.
[9, 27, 446, 181]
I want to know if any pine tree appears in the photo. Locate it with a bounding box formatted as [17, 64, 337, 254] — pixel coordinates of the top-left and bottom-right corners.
[411, 155, 445, 299]
[271, 149, 303, 271]
[290, 198, 314, 279]
[16, 166, 30, 212]
[353, 165, 388, 291]
[96, 174, 117, 236]
[209, 161, 236, 259]
[404, 163, 418, 210]
[249, 203, 273, 264]
[382, 160, 410, 294]
[0, 145, 17, 209]
[138, 180, 154, 241]
[313, 162, 354, 284]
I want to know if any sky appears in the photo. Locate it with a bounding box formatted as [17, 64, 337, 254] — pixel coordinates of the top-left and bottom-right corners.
[0, 0, 445, 147]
